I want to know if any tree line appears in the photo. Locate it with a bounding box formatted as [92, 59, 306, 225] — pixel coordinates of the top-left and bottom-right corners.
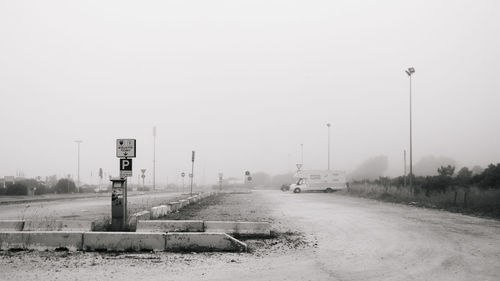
[359, 163, 500, 196]
[0, 178, 83, 196]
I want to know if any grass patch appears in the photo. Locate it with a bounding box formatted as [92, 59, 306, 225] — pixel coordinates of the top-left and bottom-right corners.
[343, 184, 500, 219]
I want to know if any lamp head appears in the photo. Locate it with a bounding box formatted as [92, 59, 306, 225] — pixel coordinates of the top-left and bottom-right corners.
[406, 67, 415, 76]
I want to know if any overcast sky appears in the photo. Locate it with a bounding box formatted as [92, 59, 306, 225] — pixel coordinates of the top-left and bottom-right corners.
[1, 0, 499, 185]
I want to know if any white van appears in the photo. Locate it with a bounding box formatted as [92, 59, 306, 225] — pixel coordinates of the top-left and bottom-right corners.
[285, 170, 347, 193]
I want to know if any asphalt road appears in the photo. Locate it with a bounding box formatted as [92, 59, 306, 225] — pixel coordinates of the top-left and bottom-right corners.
[0, 192, 183, 221]
[1, 190, 499, 281]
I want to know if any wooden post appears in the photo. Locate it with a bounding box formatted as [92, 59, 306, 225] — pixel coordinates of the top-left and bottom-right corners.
[463, 191, 468, 208]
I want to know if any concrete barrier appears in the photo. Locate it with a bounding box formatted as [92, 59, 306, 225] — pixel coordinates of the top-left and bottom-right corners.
[127, 211, 151, 231]
[83, 232, 165, 252]
[160, 205, 171, 216]
[165, 232, 247, 252]
[23, 220, 62, 231]
[0, 220, 24, 231]
[137, 220, 204, 233]
[204, 221, 271, 237]
[178, 199, 188, 208]
[167, 202, 180, 212]
[150, 205, 170, 219]
[0, 231, 83, 251]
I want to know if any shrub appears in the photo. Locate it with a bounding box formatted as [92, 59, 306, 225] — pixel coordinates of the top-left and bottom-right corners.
[6, 183, 28, 195]
[54, 179, 77, 193]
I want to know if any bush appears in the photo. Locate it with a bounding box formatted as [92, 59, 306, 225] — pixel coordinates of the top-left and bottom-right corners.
[5, 183, 28, 195]
[54, 179, 77, 194]
[34, 185, 53, 195]
[472, 163, 500, 189]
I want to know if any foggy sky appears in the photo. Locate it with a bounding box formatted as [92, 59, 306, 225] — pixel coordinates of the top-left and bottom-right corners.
[1, 0, 499, 185]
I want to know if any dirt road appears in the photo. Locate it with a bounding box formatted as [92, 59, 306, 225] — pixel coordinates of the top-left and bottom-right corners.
[1, 190, 499, 281]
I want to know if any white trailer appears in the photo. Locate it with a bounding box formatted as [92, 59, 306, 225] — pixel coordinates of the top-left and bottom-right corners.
[284, 170, 347, 193]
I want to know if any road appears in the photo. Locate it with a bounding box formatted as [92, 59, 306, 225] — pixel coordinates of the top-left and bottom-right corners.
[0, 192, 183, 221]
[1, 190, 499, 281]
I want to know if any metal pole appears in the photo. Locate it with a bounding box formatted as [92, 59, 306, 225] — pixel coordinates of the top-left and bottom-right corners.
[190, 164, 194, 196]
[327, 123, 331, 170]
[190, 151, 195, 196]
[75, 140, 82, 192]
[405, 67, 415, 194]
[153, 126, 156, 191]
[409, 75, 413, 193]
[300, 143, 303, 164]
[404, 150, 407, 188]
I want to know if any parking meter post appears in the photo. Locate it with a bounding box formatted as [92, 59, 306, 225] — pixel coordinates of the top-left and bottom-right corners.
[110, 178, 127, 231]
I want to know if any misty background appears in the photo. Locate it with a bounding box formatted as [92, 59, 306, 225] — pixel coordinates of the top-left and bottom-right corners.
[1, 0, 499, 186]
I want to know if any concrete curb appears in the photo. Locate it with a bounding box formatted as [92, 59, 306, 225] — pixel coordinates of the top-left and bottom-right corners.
[204, 221, 272, 237]
[23, 220, 63, 231]
[58, 220, 94, 231]
[166, 232, 247, 252]
[0, 231, 247, 252]
[0, 220, 25, 231]
[137, 220, 204, 232]
[22, 220, 94, 231]
[0, 231, 83, 251]
[83, 232, 166, 252]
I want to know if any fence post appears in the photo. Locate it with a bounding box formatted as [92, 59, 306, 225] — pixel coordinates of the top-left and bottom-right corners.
[463, 191, 468, 208]
[454, 191, 458, 205]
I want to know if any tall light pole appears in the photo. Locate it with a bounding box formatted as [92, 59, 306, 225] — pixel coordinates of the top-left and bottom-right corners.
[75, 140, 82, 192]
[300, 143, 304, 164]
[403, 150, 407, 188]
[153, 126, 156, 191]
[405, 67, 415, 193]
[326, 123, 331, 170]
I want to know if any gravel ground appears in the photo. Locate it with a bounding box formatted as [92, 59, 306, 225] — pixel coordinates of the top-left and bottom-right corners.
[4, 190, 494, 280]
[0, 191, 313, 281]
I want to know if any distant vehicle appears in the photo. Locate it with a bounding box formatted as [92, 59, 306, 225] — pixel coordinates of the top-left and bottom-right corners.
[283, 170, 347, 193]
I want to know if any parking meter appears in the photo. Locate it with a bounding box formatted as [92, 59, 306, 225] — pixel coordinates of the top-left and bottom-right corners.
[110, 178, 127, 231]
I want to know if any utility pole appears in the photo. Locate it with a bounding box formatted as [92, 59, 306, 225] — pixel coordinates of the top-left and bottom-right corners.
[405, 67, 415, 193]
[75, 140, 82, 192]
[153, 126, 156, 191]
[300, 143, 304, 165]
[326, 123, 331, 170]
[403, 150, 407, 188]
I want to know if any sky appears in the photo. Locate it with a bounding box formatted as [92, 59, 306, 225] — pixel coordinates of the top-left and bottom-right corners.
[1, 0, 499, 186]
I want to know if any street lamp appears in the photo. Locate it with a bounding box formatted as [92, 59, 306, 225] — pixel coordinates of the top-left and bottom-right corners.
[75, 140, 82, 192]
[405, 67, 415, 193]
[153, 126, 156, 191]
[300, 143, 304, 165]
[326, 123, 331, 170]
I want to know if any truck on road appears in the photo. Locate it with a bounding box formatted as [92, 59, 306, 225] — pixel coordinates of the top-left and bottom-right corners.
[283, 170, 347, 193]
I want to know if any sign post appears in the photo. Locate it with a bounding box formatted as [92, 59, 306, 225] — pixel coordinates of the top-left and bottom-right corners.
[140, 169, 146, 189]
[218, 173, 223, 190]
[113, 139, 136, 231]
[190, 151, 195, 196]
[181, 172, 186, 193]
